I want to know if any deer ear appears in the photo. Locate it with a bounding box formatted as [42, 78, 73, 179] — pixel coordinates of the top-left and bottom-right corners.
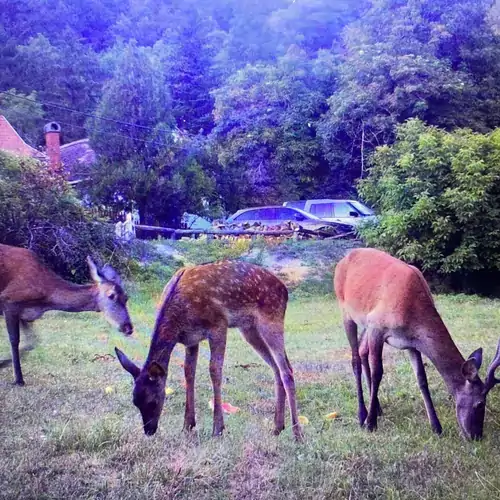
[87, 256, 103, 284]
[462, 358, 480, 382]
[115, 347, 140, 379]
[147, 361, 166, 381]
[101, 264, 122, 286]
[467, 348, 483, 370]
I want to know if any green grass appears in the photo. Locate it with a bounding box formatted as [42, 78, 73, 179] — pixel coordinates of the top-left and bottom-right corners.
[1, 286, 500, 499]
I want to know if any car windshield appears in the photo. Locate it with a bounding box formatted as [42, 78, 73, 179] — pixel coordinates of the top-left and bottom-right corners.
[349, 201, 374, 216]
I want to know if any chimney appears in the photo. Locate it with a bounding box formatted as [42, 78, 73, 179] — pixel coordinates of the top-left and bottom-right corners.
[44, 122, 62, 173]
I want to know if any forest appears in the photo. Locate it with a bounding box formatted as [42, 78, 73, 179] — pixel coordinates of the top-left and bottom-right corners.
[1, 0, 500, 228]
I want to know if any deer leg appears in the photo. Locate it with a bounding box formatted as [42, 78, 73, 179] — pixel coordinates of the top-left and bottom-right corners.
[5, 311, 24, 385]
[183, 344, 199, 431]
[344, 317, 367, 426]
[360, 333, 383, 416]
[258, 322, 303, 441]
[366, 328, 385, 432]
[408, 348, 442, 435]
[240, 325, 286, 435]
[20, 320, 37, 352]
[208, 327, 227, 437]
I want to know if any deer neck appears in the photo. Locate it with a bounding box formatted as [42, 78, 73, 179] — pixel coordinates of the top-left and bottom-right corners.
[417, 318, 466, 397]
[144, 315, 177, 370]
[48, 280, 99, 313]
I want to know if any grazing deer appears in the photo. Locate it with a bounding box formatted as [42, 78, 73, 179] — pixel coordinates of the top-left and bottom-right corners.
[115, 261, 302, 440]
[334, 247, 500, 440]
[0, 243, 133, 385]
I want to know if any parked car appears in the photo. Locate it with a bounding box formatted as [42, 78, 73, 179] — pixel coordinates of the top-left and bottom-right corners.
[283, 199, 376, 226]
[226, 205, 353, 232]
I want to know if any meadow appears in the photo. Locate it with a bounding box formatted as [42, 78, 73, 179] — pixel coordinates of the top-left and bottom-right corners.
[2, 271, 500, 499]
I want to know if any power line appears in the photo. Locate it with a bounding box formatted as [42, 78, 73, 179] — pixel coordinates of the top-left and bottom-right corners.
[53, 118, 173, 149]
[0, 90, 168, 133]
[1, 94, 176, 149]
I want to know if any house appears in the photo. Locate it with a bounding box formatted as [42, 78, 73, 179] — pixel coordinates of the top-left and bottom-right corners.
[0, 115, 96, 183]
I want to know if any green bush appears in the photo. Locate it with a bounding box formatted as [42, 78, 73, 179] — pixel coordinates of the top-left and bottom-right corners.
[172, 237, 253, 264]
[0, 151, 122, 282]
[359, 119, 500, 290]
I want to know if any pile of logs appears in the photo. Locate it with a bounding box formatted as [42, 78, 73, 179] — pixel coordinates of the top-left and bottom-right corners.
[135, 220, 355, 241]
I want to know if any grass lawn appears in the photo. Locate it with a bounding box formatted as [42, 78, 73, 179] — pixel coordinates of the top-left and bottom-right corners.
[1, 284, 500, 499]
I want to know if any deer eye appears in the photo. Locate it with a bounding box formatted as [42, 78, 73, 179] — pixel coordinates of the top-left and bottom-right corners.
[108, 292, 116, 301]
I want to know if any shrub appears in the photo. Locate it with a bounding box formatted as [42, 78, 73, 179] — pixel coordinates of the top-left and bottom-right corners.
[0, 151, 122, 282]
[358, 119, 500, 291]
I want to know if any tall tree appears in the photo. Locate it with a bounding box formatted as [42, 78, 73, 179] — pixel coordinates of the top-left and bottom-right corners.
[89, 42, 215, 224]
[153, 7, 224, 135]
[212, 47, 337, 210]
[6, 33, 106, 144]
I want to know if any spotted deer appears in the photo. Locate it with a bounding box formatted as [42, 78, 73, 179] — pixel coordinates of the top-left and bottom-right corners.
[334, 247, 500, 440]
[0, 243, 133, 385]
[115, 261, 302, 440]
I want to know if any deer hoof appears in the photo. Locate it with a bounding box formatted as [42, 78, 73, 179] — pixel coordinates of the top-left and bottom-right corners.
[366, 419, 377, 432]
[432, 424, 443, 435]
[293, 426, 305, 443]
[358, 408, 368, 427]
[273, 425, 285, 436]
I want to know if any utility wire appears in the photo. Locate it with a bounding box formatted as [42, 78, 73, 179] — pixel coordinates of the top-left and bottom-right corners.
[53, 118, 173, 149]
[1, 94, 176, 149]
[0, 90, 167, 133]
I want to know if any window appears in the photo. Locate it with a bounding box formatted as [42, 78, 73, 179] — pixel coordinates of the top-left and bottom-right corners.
[233, 210, 258, 221]
[333, 202, 356, 218]
[310, 203, 334, 218]
[256, 208, 277, 220]
[275, 208, 298, 220]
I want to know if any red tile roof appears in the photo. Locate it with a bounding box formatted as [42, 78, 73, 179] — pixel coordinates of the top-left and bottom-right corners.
[0, 115, 39, 156]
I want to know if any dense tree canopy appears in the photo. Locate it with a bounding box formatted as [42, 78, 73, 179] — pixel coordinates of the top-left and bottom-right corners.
[2, 0, 500, 222]
[359, 118, 500, 290]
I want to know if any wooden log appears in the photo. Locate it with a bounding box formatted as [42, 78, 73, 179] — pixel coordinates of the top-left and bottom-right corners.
[134, 224, 354, 240]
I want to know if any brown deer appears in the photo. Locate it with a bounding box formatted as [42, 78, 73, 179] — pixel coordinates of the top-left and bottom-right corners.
[334, 247, 500, 440]
[0, 243, 133, 385]
[115, 261, 303, 440]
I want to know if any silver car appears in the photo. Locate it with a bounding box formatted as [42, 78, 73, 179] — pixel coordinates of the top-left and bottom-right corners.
[283, 199, 376, 227]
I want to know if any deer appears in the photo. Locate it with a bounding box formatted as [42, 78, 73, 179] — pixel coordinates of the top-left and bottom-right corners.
[0, 243, 133, 386]
[115, 260, 303, 440]
[334, 247, 500, 440]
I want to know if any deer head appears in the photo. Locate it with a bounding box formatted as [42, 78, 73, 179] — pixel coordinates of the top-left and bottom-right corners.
[456, 341, 500, 440]
[114, 270, 184, 435]
[115, 349, 166, 435]
[87, 256, 133, 336]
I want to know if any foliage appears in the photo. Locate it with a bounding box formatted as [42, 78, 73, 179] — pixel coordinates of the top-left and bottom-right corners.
[3, 0, 500, 227]
[319, 0, 500, 188]
[359, 119, 500, 284]
[0, 151, 120, 282]
[0, 89, 45, 146]
[13, 33, 107, 143]
[211, 48, 336, 210]
[172, 237, 253, 265]
[88, 42, 217, 225]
